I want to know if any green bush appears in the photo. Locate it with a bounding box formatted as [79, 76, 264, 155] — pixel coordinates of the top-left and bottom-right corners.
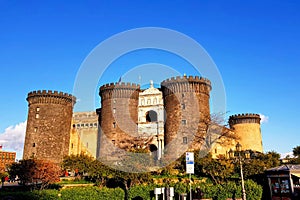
[191, 180, 262, 200]
[60, 186, 124, 200]
[244, 179, 263, 200]
[0, 180, 262, 200]
[0, 190, 59, 200]
[128, 184, 155, 200]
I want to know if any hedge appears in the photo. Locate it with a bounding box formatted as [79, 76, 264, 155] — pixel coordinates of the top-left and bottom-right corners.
[0, 181, 261, 200]
[128, 180, 262, 200]
[0, 187, 124, 200]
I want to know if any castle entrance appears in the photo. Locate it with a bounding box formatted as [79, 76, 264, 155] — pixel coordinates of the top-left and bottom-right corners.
[149, 144, 158, 160]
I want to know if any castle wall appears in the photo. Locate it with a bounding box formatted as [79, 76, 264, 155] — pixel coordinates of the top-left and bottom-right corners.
[70, 111, 98, 157]
[23, 90, 75, 163]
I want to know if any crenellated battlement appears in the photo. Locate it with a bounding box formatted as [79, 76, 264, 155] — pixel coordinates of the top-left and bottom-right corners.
[161, 75, 211, 96]
[162, 75, 211, 86]
[99, 82, 140, 100]
[100, 82, 140, 91]
[27, 90, 76, 105]
[229, 113, 261, 126]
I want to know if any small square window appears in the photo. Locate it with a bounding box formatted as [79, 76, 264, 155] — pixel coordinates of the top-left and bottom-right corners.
[35, 113, 39, 119]
[183, 137, 187, 144]
[182, 93, 185, 98]
[113, 122, 116, 128]
[113, 99, 116, 104]
[182, 104, 186, 109]
[33, 143, 36, 147]
[182, 119, 187, 125]
[113, 108, 116, 114]
[77, 124, 80, 128]
[94, 123, 97, 127]
[36, 107, 40, 112]
[81, 124, 84, 127]
[90, 123, 93, 127]
[34, 127, 38, 132]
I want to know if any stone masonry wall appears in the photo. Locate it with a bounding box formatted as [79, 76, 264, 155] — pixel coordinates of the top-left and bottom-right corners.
[23, 90, 75, 163]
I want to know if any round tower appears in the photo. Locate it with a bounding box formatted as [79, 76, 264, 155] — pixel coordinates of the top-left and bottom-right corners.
[161, 75, 211, 154]
[99, 82, 140, 156]
[229, 113, 263, 152]
[23, 90, 76, 163]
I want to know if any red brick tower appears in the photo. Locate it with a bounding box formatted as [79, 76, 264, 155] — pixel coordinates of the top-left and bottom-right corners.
[23, 90, 75, 163]
[98, 82, 140, 158]
[161, 75, 211, 156]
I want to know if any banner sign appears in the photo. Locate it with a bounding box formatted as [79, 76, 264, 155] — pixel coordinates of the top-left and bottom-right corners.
[186, 152, 194, 174]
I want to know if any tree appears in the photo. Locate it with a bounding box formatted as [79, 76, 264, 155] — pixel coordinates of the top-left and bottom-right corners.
[293, 146, 300, 158]
[8, 159, 61, 190]
[87, 159, 111, 187]
[112, 169, 151, 200]
[198, 153, 234, 184]
[286, 146, 300, 164]
[199, 113, 238, 155]
[34, 160, 61, 190]
[61, 153, 94, 178]
[9, 159, 36, 186]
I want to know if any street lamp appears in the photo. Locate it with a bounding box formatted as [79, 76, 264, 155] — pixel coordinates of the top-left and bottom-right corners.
[228, 143, 250, 200]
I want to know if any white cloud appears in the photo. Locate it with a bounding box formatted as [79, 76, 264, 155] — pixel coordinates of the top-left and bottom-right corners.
[280, 152, 294, 159]
[0, 121, 26, 159]
[259, 114, 269, 123]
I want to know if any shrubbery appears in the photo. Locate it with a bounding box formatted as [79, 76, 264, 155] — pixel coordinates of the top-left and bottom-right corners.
[60, 186, 124, 200]
[0, 187, 124, 200]
[127, 180, 262, 200]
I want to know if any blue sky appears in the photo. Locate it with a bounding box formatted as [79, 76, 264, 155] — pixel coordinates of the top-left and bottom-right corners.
[0, 0, 299, 159]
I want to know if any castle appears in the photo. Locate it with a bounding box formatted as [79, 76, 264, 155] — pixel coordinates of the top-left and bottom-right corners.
[23, 75, 263, 164]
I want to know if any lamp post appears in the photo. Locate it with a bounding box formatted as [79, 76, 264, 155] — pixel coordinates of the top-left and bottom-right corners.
[228, 143, 250, 200]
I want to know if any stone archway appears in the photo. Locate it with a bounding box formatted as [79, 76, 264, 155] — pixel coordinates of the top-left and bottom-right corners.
[145, 110, 157, 122]
[149, 144, 158, 152]
[149, 143, 159, 161]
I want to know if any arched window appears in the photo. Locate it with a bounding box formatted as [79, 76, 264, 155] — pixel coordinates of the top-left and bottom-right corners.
[149, 144, 158, 152]
[145, 110, 158, 122]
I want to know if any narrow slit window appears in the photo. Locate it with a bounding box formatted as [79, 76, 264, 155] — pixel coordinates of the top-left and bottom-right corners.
[182, 103, 186, 109]
[183, 137, 187, 144]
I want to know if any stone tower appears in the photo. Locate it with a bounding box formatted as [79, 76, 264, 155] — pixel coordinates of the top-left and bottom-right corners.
[23, 90, 75, 163]
[229, 113, 263, 152]
[98, 82, 140, 158]
[161, 75, 211, 157]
